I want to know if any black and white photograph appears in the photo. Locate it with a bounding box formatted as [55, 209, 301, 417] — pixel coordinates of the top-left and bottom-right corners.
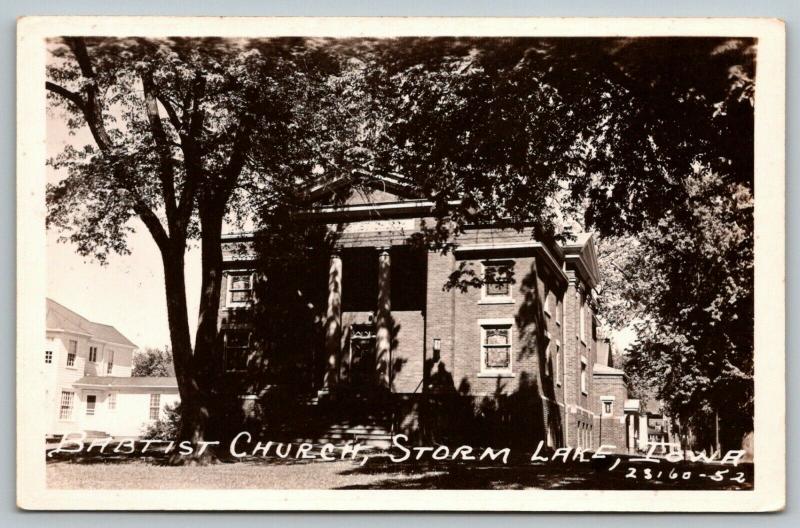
[16, 16, 785, 511]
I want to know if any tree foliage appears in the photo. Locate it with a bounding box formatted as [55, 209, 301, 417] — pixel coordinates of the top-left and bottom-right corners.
[350, 37, 756, 446]
[132, 347, 175, 377]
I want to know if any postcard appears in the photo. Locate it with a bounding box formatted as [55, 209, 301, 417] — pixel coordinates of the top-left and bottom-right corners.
[16, 16, 785, 511]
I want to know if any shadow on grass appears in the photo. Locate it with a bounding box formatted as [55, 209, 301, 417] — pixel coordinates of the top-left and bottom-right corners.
[333, 456, 754, 491]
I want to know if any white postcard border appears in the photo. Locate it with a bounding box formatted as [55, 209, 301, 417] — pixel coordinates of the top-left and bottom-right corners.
[16, 16, 786, 511]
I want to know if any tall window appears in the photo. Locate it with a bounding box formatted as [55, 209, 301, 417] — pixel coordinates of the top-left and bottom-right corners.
[107, 350, 114, 374]
[579, 295, 586, 343]
[107, 392, 117, 411]
[224, 330, 251, 371]
[544, 341, 552, 377]
[88, 346, 98, 363]
[580, 358, 588, 394]
[85, 394, 97, 416]
[59, 391, 74, 420]
[480, 321, 513, 375]
[555, 341, 561, 386]
[45, 350, 53, 364]
[543, 288, 551, 316]
[149, 394, 161, 420]
[555, 297, 562, 326]
[227, 272, 253, 306]
[66, 340, 77, 367]
[482, 261, 513, 301]
[601, 398, 613, 416]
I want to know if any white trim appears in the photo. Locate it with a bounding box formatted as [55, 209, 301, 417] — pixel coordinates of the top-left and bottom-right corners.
[478, 318, 514, 377]
[477, 298, 514, 306]
[72, 382, 178, 390]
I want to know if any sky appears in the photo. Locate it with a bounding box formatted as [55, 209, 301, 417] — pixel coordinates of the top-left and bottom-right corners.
[46, 109, 202, 350]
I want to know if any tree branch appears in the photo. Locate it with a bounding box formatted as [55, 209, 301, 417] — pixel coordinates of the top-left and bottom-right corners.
[175, 71, 208, 233]
[220, 111, 255, 196]
[156, 93, 185, 137]
[63, 37, 113, 150]
[141, 69, 178, 228]
[45, 81, 85, 111]
[58, 37, 171, 251]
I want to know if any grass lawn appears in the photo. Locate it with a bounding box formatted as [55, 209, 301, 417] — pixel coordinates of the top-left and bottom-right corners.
[46, 448, 754, 490]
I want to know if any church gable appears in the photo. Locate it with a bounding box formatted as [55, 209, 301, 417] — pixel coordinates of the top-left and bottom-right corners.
[303, 173, 422, 207]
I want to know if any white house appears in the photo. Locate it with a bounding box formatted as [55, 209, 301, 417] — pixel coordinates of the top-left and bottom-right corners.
[46, 298, 180, 439]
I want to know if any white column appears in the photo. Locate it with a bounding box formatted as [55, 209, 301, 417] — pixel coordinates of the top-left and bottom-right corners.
[322, 250, 342, 391]
[375, 247, 392, 389]
[627, 414, 636, 453]
[638, 414, 649, 452]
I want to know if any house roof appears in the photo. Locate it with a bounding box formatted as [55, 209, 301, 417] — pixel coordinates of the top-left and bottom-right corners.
[46, 298, 137, 349]
[73, 376, 178, 389]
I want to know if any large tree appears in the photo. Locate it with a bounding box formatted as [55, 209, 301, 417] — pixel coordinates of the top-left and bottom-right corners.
[46, 37, 341, 459]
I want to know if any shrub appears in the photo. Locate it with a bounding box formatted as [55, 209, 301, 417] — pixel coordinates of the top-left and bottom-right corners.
[141, 402, 181, 440]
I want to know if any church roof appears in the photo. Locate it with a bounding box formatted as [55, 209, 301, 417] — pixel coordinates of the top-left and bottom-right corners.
[562, 231, 600, 289]
[302, 172, 422, 204]
[46, 298, 137, 349]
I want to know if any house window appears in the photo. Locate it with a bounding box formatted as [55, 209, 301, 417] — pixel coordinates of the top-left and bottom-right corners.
[107, 350, 114, 374]
[579, 295, 586, 343]
[482, 261, 513, 301]
[601, 398, 613, 416]
[543, 289, 551, 316]
[479, 320, 513, 376]
[580, 357, 588, 395]
[107, 392, 117, 411]
[85, 394, 97, 416]
[45, 350, 53, 364]
[59, 391, 74, 420]
[149, 394, 161, 420]
[224, 330, 251, 371]
[66, 340, 77, 367]
[227, 272, 253, 306]
[88, 346, 98, 363]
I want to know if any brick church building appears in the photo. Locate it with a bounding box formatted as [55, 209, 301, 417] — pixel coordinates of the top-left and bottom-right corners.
[217, 175, 642, 452]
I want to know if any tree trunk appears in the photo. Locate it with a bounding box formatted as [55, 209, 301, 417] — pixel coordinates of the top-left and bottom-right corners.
[160, 243, 214, 465]
[191, 201, 231, 450]
[194, 203, 225, 380]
